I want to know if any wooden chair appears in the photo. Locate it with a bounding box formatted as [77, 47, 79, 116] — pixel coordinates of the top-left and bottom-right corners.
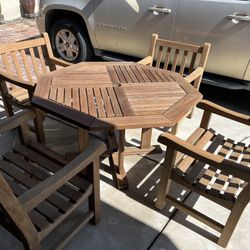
[155, 100, 250, 247]
[0, 32, 71, 142]
[0, 110, 106, 249]
[139, 33, 211, 91]
[138, 33, 211, 151]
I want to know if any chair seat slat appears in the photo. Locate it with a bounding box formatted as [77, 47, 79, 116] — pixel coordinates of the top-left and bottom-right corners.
[0, 157, 72, 212]
[3, 152, 83, 202]
[4, 174, 62, 224]
[13, 145, 90, 191]
[195, 168, 216, 191]
[209, 173, 229, 197]
[28, 141, 69, 166]
[241, 146, 250, 167]
[175, 129, 215, 175]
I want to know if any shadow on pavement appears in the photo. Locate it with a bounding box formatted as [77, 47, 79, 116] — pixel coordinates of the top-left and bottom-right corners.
[200, 84, 250, 115]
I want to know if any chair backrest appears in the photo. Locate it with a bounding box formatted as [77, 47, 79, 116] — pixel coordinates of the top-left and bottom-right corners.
[0, 110, 105, 249]
[148, 33, 211, 77]
[0, 33, 56, 88]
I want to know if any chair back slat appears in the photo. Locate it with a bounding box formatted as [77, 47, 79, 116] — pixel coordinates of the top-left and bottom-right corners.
[1, 53, 18, 90]
[188, 52, 198, 74]
[0, 36, 55, 86]
[11, 51, 24, 80]
[149, 35, 210, 81]
[155, 45, 163, 68]
[152, 42, 202, 76]
[179, 50, 189, 75]
[163, 47, 171, 70]
[171, 48, 180, 72]
[1, 53, 12, 74]
[29, 47, 41, 80]
[20, 49, 33, 82]
[37, 46, 48, 74]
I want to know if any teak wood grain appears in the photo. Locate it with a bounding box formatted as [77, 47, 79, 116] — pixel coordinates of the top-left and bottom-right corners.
[155, 100, 250, 247]
[0, 32, 71, 143]
[33, 62, 202, 130]
[32, 62, 202, 188]
[0, 110, 106, 249]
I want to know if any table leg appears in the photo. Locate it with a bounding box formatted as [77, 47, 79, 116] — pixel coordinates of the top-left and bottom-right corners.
[117, 128, 162, 157]
[113, 129, 128, 189]
[125, 127, 161, 155]
[141, 128, 152, 149]
[171, 123, 180, 135]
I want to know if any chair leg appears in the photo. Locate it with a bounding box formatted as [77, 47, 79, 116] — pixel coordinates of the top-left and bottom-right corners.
[218, 189, 249, 247]
[0, 81, 15, 117]
[155, 146, 177, 209]
[88, 159, 101, 225]
[1, 95, 14, 117]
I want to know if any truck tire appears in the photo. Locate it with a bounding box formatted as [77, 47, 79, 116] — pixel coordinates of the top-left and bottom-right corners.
[50, 19, 93, 63]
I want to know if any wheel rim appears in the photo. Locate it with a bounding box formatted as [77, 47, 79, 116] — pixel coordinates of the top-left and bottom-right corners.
[55, 29, 79, 61]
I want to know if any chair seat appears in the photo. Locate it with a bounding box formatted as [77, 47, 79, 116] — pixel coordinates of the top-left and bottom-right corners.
[9, 88, 30, 104]
[173, 128, 250, 202]
[0, 142, 93, 240]
[155, 100, 250, 247]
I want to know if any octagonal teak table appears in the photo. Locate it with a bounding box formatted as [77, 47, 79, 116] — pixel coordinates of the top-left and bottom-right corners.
[32, 62, 202, 189]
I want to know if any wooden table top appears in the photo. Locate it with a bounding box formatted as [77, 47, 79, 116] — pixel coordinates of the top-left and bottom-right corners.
[32, 62, 202, 131]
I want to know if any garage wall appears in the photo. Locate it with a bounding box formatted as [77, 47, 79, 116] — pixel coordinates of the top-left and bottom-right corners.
[0, 0, 39, 22]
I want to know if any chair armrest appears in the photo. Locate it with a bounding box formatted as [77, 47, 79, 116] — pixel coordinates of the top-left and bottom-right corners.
[0, 69, 35, 91]
[19, 137, 106, 212]
[197, 100, 250, 126]
[158, 132, 250, 182]
[184, 67, 203, 84]
[137, 56, 153, 65]
[49, 56, 72, 67]
[0, 110, 35, 134]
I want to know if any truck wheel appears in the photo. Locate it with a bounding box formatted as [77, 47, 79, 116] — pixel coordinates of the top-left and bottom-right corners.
[50, 19, 93, 63]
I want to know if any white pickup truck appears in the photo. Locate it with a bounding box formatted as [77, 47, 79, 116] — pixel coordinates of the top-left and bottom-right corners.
[36, 0, 250, 90]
